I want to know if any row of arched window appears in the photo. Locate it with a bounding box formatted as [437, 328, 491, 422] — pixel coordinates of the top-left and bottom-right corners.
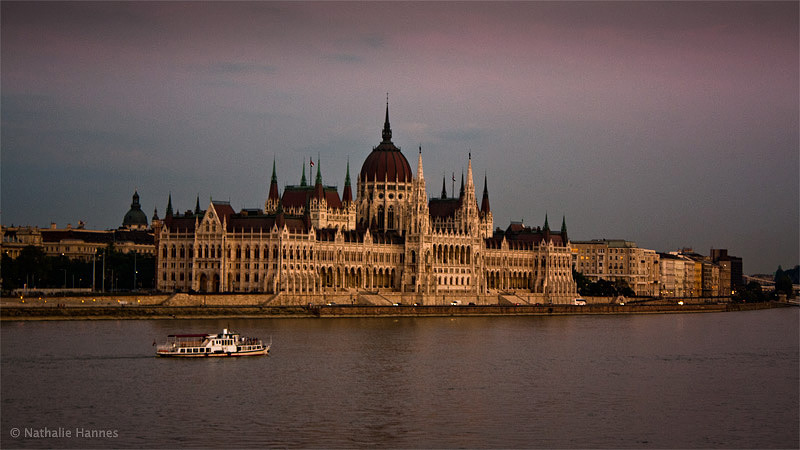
[433, 243, 473, 265]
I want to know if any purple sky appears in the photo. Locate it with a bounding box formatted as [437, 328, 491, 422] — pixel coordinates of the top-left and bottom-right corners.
[2, 2, 797, 274]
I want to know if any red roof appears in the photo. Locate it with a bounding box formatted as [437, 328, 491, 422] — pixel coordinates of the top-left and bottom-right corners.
[360, 145, 413, 183]
[281, 185, 343, 210]
[428, 198, 461, 219]
[162, 216, 197, 232]
[212, 202, 236, 224]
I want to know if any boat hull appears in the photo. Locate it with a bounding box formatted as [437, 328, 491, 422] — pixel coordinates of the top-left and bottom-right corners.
[156, 347, 269, 357]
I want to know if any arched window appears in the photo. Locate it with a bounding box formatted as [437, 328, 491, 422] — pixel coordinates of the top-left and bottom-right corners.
[387, 206, 394, 230]
[377, 206, 385, 230]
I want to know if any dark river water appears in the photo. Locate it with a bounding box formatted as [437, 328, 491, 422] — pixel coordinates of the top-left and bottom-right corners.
[2, 308, 798, 448]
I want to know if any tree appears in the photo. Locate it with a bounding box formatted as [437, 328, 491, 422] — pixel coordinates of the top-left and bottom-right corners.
[573, 269, 590, 295]
[734, 281, 770, 303]
[613, 279, 636, 297]
[775, 265, 794, 298]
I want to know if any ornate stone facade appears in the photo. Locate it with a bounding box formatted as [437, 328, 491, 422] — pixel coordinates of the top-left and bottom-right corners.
[154, 104, 577, 304]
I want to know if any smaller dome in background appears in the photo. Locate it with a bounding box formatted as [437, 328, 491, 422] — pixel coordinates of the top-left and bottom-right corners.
[123, 191, 148, 229]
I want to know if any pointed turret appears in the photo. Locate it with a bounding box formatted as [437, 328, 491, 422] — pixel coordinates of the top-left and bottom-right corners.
[342, 159, 353, 204]
[300, 162, 307, 187]
[152, 207, 159, 221]
[561, 216, 568, 243]
[480, 174, 491, 214]
[194, 195, 201, 215]
[459, 170, 465, 199]
[165, 194, 173, 218]
[441, 175, 447, 199]
[466, 153, 474, 189]
[465, 155, 476, 208]
[416, 146, 424, 180]
[543, 213, 551, 242]
[381, 95, 392, 144]
[313, 157, 324, 200]
[268, 158, 280, 203]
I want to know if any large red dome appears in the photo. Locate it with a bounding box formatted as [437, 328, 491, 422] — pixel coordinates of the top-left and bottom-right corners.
[359, 102, 413, 183]
[360, 144, 413, 183]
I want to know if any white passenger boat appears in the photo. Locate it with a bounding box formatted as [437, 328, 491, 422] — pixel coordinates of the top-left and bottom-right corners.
[156, 328, 270, 357]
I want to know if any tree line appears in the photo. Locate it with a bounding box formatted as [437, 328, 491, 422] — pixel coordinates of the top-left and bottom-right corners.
[1, 245, 155, 294]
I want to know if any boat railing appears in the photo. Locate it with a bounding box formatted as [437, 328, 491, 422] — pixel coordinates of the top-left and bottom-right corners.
[174, 340, 205, 348]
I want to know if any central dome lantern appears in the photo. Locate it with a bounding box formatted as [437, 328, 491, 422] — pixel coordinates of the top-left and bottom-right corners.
[359, 101, 413, 183]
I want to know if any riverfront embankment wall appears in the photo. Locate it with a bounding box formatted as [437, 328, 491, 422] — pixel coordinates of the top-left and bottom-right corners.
[1, 291, 732, 308]
[0, 297, 788, 320]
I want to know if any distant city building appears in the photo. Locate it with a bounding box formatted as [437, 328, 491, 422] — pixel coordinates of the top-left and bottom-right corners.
[672, 248, 732, 297]
[1, 191, 155, 261]
[709, 248, 743, 295]
[153, 103, 577, 304]
[571, 239, 660, 296]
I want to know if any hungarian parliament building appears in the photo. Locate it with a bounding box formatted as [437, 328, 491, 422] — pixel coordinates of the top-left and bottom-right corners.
[154, 104, 577, 304]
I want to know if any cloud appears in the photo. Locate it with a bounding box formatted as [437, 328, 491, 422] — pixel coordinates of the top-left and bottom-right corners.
[325, 53, 362, 64]
[205, 62, 278, 75]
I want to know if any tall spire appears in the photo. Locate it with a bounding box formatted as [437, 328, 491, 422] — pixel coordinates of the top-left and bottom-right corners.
[314, 156, 322, 185]
[466, 154, 474, 192]
[313, 156, 324, 200]
[441, 175, 447, 199]
[300, 161, 307, 187]
[268, 158, 280, 204]
[459, 170, 465, 198]
[381, 94, 392, 143]
[166, 193, 173, 218]
[416, 145, 424, 180]
[481, 173, 491, 214]
[561, 216, 568, 243]
[544, 213, 550, 232]
[194, 195, 201, 215]
[342, 158, 353, 204]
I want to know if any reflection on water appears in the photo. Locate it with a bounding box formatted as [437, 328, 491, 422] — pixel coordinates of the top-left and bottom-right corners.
[2, 309, 798, 448]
